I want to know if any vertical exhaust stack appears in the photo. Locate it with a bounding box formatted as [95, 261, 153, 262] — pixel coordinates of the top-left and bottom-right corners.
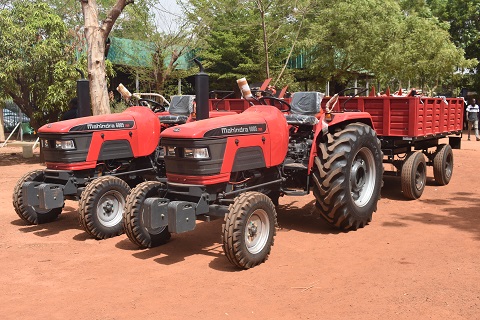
[194, 59, 209, 120]
[76, 68, 92, 117]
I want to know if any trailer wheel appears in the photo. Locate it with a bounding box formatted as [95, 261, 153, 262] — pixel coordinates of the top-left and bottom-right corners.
[12, 169, 62, 224]
[312, 123, 383, 230]
[123, 181, 171, 249]
[79, 176, 130, 239]
[433, 144, 453, 186]
[222, 192, 277, 269]
[401, 151, 426, 200]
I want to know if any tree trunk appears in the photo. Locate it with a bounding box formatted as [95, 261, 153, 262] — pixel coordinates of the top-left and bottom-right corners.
[80, 0, 133, 115]
[261, 11, 269, 79]
[0, 106, 5, 141]
[154, 49, 182, 93]
[275, 14, 305, 85]
[256, 0, 270, 79]
[81, 0, 109, 115]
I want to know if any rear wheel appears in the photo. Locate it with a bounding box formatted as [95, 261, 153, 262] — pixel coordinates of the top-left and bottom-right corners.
[401, 151, 426, 200]
[12, 169, 62, 224]
[433, 144, 453, 186]
[79, 176, 130, 239]
[222, 192, 277, 269]
[312, 123, 383, 230]
[124, 181, 171, 249]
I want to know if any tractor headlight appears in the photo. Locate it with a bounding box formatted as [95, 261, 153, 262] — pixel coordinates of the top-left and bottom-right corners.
[165, 146, 177, 157]
[55, 140, 76, 150]
[183, 147, 209, 159]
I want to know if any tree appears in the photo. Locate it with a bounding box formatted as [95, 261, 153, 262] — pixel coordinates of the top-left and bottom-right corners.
[183, 0, 306, 89]
[0, 1, 79, 129]
[301, 0, 405, 88]
[433, 0, 480, 91]
[80, 0, 134, 115]
[182, 0, 259, 87]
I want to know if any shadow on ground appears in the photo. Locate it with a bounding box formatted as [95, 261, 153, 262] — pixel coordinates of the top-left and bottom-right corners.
[12, 206, 85, 238]
[392, 192, 480, 241]
[276, 199, 338, 235]
[115, 219, 235, 270]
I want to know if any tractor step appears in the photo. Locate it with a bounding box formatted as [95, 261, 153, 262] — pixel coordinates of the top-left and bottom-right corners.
[283, 162, 308, 170]
[283, 189, 309, 196]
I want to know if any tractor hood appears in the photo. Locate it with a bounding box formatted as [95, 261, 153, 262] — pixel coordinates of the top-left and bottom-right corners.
[38, 106, 162, 165]
[38, 106, 157, 133]
[161, 106, 285, 139]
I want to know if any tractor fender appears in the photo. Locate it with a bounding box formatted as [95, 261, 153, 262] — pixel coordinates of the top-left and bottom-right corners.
[307, 112, 375, 174]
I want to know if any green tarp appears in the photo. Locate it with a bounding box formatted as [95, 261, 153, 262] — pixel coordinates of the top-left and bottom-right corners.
[106, 37, 193, 70]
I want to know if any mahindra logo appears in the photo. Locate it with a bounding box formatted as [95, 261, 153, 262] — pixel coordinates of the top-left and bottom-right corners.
[173, 128, 181, 132]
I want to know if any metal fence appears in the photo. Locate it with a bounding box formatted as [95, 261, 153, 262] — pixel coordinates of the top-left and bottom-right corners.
[3, 106, 31, 133]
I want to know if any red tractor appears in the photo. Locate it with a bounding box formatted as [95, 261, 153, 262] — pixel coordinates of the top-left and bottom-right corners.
[12, 93, 198, 239]
[123, 91, 384, 269]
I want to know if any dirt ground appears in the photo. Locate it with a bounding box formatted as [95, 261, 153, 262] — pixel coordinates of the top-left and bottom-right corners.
[0, 135, 479, 320]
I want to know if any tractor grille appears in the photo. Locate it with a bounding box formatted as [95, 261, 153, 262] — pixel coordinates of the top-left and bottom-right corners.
[161, 137, 227, 176]
[39, 132, 93, 163]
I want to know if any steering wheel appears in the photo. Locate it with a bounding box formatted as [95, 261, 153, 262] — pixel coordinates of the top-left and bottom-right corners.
[258, 96, 291, 113]
[138, 98, 166, 112]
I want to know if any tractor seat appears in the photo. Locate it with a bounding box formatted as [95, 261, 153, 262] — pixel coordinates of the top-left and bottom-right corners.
[284, 92, 324, 125]
[159, 95, 195, 124]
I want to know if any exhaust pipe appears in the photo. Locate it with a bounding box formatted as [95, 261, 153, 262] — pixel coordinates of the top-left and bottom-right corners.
[194, 59, 209, 121]
[75, 68, 91, 117]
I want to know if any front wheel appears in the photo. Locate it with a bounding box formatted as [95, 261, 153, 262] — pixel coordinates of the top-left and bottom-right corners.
[222, 192, 277, 269]
[433, 144, 453, 186]
[79, 176, 131, 239]
[123, 181, 171, 249]
[12, 169, 62, 224]
[401, 151, 426, 200]
[312, 123, 383, 230]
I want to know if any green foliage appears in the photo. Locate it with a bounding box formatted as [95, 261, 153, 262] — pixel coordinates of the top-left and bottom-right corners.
[201, 30, 258, 88]
[185, 0, 308, 88]
[48, 0, 157, 40]
[183, 0, 474, 94]
[110, 99, 129, 113]
[115, 0, 156, 39]
[0, 0, 79, 128]
[435, 0, 480, 91]
[305, 0, 403, 84]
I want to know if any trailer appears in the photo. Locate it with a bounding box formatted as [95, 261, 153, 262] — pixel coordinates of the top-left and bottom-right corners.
[323, 95, 464, 199]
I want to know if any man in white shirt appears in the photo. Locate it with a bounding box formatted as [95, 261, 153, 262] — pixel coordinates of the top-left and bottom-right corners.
[466, 99, 480, 141]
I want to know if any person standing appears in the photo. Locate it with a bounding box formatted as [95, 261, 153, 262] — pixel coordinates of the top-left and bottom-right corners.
[466, 98, 480, 141]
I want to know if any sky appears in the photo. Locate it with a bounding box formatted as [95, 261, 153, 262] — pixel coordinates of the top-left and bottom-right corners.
[152, 0, 184, 33]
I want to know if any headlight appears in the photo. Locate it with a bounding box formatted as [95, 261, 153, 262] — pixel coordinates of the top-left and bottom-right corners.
[55, 140, 76, 150]
[183, 147, 209, 159]
[165, 146, 177, 157]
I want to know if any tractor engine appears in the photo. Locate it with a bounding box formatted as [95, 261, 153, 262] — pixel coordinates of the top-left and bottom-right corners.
[287, 137, 312, 163]
[283, 128, 314, 191]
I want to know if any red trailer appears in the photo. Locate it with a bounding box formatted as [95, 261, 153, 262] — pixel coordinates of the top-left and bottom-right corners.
[324, 95, 464, 199]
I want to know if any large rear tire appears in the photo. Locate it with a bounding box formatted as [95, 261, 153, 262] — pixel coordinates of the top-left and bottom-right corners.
[79, 176, 130, 239]
[312, 123, 383, 230]
[123, 181, 171, 249]
[433, 144, 453, 186]
[401, 151, 426, 200]
[12, 169, 62, 224]
[222, 192, 277, 269]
